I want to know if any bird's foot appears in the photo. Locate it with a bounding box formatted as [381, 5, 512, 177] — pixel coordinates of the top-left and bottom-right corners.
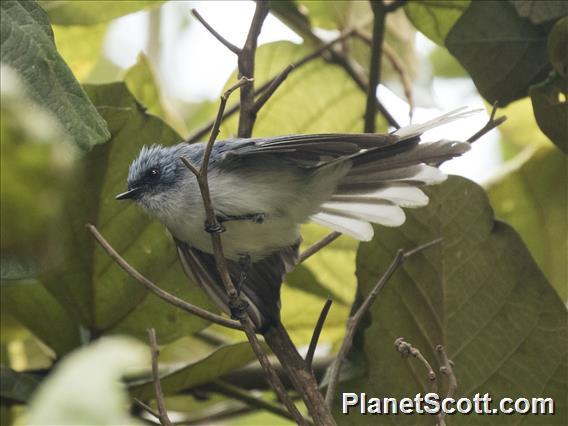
[216, 213, 266, 225]
[204, 221, 225, 234]
[229, 298, 250, 320]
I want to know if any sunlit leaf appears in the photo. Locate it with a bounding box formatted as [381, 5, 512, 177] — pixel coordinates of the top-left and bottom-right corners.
[404, 0, 470, 46]
[130, 342, 262, 400]
[0, 0, 109, 150]
[27, 337, 148, 425]
[39, 0, 164, 26]
[446, 1, 551, 105]
[43, 82, 215, 343]
[52, 24, 107, 81]
[338, 177, 567, 424]
[486, 146, 567, 300]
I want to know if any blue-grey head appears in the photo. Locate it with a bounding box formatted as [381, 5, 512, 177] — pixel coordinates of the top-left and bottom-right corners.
[116, 144, 187, 210]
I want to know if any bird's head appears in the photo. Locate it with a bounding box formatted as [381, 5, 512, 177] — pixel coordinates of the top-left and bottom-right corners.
[116, 144, 185, 213]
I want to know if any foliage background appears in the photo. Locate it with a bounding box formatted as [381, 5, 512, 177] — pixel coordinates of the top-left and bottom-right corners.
[1, 1, 566, 425]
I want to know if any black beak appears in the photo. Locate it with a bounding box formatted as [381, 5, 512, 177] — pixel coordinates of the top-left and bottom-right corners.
[115, 187, 142, 200]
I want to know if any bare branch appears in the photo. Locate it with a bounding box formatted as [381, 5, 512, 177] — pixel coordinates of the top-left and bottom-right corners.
[364, 0, 387, 133]
[325, 238, 442, 406]
[252, 64, 295, 113]
[468, 102, 507, 143]
[237, 0, 270, 137]
[299, 231, 342, 263]
[148, 328, 172, 426]
[436, 344, 457, 425]
[206, 380, 312, 424]
[179, 77, 309, 426]
[306, 299, 333, 369]
[191, 9, 240, 55]
[394, 338, 437, 394]
[86, 224, 242, 330]
[134, 398, 160, 420]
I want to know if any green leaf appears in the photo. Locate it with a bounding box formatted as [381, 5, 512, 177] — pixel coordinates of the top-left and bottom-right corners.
[530, 73, 568, 153]
[429, 46, 467, 78]
[487, 146, 567, 300]
[39, 0, 164, 26]
[0, 365, 40, 403]
[510, 0, 568, 24]
[404, 0, 470, 45]
[125, 53, 188, 136]
[52, 23, 107, 81]
[446, 1, 551, 106]
[1, 279, 81, 355]
[130, 342, 262, 400]
[0, 0, 110, 150]
[548, 16, 568, 77]
[27, 337, 147, 425]
[340, 176, 567, 424]
[43, 82, 215, 343]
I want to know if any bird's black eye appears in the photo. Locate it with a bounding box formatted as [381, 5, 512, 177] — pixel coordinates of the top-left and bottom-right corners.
[145, 167, 160, 181]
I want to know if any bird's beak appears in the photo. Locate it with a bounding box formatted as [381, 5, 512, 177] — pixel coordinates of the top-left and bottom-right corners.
[115, 187, 142, 200]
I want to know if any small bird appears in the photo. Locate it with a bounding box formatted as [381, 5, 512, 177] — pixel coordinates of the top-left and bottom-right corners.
[117, 108, 474, 331]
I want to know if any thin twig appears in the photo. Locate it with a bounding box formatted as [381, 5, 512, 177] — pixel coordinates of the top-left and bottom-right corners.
[364, 0, 387, 133]
[467, 102, 507, 143]
[237, 0, 270, 138]
[325, 238, 443, 407]
[191, 9, 240, 55]
[206, 380, 313, 425]
[148, 328, 172, 426]
[86, 224, 242, 330]
[436, 345, 457, 425]
[299, 231, 342, 263]
[179, 78, 309, 426]
[306, 299, 333, 369]
[252, 64, 295, 113]
[134, 398, 160, 420]
[354, 29, 414, 119]
[394, 338, 437, 394]
[184, 27, 361, 145]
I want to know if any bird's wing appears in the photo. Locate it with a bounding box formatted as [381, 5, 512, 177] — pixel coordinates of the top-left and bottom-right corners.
[219, 133, 400, 168]
[175, 238, 300, 331]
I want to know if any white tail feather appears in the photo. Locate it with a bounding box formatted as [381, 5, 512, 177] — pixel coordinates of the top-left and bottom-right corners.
[322, 200, 406, 227]
[311, 212, 374, 241]
[394, 107, 482, 139]
[333, 185, 429, 208]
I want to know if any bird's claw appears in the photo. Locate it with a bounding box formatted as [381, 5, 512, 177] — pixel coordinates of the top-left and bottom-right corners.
[229, 298, 249, 320]
[204, 221, 225, 234]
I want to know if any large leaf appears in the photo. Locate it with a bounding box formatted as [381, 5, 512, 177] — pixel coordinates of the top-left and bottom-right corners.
[43, 82, 215, 343]
[486, 146, 567, 301]
[39, 0, 164, 26]
[404, 0, 470, 46]
[130, 342, 262, 400]
[446, 1, 551, 106]
[530, 74, 568, 153]
[0, 0, 109, 150]
[27, 337, 147, 425]
[339, 177, 567, 424]
[0, 279, 81, 356]
[52, 23, 107, 81]
[510, 0, 568, 24]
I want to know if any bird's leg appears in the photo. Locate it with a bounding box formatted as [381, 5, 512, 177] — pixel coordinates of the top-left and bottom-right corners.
[235, 254, 252, 296]
[204, 220, 225, 234]
[216, 212, 266, 225]
[228, 254, 252, 320]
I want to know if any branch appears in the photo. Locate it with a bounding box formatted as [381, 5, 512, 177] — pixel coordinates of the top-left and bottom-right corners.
[184, 27, 363, 145]
[394, 338, 437, 394]
[299, 231, 342, 263]
[205, 380, 312, 425]
[306, 299, 333, 369]
[237, 0, 270, 137]
[467, 102, 507, 143]
[148, 328, 172, 426]
[364, 0, 387, 133]
[252, 64, 295, 114]
[133, 398, 160, 421]
[436, 345, 457, 425]
[191, 9, 241, 55]
[86, 224, 242, 330]
[325, 238, 443, 407]
[179, 78, 309, 426]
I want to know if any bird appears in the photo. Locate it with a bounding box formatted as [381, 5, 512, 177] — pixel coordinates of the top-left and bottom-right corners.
[116, 108, 475, 331]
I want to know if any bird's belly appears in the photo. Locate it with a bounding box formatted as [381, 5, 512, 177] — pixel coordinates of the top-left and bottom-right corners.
[171, 216, 300, 261]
